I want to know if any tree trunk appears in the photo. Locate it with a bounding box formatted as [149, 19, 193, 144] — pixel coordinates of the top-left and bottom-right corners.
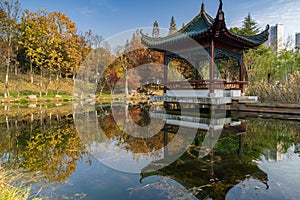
[14, 46, 18, 75]
[110, 89, 113, 98]
[125, 68, 129, 98]
[5, 74, 9, 98]
[99, 86, 104, 95]
[30, 57, 34, 83]
[5, 31, 12, 98]
[15, 64, 18, 75]
[16, 83, 20, 97]
[45, 79, 50, 96]
[5, 58, 10, 98]
[45, 85, 49, 96]
[39, 69, 43, 98]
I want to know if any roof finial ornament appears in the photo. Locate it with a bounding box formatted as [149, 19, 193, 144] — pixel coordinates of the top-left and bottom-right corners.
[217, 0, 224, 20]
[218, 0, 223, 11]
[201, 1, 205, 13]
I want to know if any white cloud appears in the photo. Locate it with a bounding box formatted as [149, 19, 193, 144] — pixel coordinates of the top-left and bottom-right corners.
[91, 0, 119, 12]
[226, 0, 300, 44]
[253, 0, 300, 41]
[79, 7, 95, 15]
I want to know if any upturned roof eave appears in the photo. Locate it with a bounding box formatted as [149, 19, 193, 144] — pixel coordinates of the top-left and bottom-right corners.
[140, 7, 214, 48]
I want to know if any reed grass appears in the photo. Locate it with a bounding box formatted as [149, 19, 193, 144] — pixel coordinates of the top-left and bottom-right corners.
[246, 72, 300, 103]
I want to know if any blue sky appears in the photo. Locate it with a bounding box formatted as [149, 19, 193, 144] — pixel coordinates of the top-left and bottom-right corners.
[19, 0, 300, 44]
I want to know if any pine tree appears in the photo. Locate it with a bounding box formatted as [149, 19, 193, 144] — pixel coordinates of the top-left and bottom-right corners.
[241, 13, 260, 35]
[230, 13, 260, 36]
[169, 16, 177, 35]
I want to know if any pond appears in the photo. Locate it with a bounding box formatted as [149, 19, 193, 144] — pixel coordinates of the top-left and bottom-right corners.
[0, 103, 299, 200]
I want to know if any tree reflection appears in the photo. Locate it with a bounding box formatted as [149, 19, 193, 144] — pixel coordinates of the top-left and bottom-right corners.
[20, 125, 86, 182]
[243, 120, 300, 161]
[0, 105, 87, 183]
[96, 103, 174, 162]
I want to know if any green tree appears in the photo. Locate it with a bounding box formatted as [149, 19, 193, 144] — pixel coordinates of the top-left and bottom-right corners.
[244, 45, 278, 83]
[230, 13, 260, 36]
[169, 16, 177, 35]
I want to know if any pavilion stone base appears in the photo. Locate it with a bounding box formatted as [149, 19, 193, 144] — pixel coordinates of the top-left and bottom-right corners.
[167, 89, 220, 98]
[224, 90, 241, 97]
[166, 89, 242, 98]
[151, 89, 245, 105]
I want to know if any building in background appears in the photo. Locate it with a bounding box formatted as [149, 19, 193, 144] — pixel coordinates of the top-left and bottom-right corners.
[269, 24, 284, 53]
[296, 32, 300, 50]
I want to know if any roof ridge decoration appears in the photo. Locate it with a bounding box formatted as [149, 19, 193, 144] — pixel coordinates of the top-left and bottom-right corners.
[218, 0, 223, 12]
[201, 2, 205, 13]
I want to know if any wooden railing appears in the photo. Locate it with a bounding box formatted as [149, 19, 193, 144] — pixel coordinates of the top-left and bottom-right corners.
[164, 80, 247, 91]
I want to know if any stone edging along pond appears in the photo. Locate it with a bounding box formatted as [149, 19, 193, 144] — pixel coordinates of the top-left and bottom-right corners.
[229, 100, 300, 120]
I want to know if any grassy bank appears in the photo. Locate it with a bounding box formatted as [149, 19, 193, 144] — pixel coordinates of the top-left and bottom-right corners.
[0, 73, 165, 104]
[0, 166, 40, 200]
[0, 73, 73, 101]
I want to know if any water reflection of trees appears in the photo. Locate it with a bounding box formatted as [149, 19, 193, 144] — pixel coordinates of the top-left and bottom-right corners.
[243, 120, 300, 161]
[0, 105, 87, 183]
[96, 103, 172, 161]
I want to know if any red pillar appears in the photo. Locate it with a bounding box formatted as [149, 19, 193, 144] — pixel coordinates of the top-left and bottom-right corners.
[195, 60, 199, 89]
[163, 52, 168, 93]
[239, 53, 244, 93]
[209, 39, 215, 94]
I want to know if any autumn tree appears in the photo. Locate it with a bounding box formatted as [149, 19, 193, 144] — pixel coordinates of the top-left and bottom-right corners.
[101, 30, 164, 96]
[125, 30, 163, 85]
[96, 41, 113, 95]
[19, 9, 86, 96]
[0, 0, 21, 97]
[19, 9, 51, 96]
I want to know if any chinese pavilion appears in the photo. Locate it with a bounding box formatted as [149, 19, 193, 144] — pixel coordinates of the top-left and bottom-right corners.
[141, 0, 269, 98]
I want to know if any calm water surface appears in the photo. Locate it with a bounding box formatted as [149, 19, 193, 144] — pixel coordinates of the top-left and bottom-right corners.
[0, 103, 299, 200]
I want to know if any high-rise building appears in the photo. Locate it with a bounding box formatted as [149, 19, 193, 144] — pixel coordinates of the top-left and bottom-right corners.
[269, 24, 284, 53]
[296, 32, 300, 49]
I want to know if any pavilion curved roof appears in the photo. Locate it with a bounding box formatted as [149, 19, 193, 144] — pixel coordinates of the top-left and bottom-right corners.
[141, 1, 269, 50]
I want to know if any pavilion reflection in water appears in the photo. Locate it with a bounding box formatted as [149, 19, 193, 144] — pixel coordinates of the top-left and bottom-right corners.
[139, 104, 268, 199]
